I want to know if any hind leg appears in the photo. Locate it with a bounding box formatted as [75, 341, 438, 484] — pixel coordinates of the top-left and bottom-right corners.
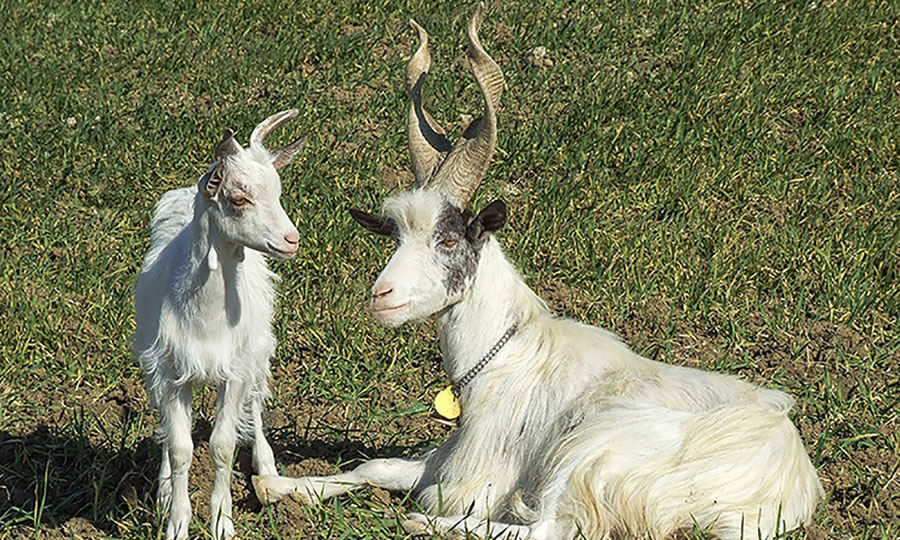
[248, 387, 278, 477]
[401, 514, 572, 540]
[401, 514, 530, 539]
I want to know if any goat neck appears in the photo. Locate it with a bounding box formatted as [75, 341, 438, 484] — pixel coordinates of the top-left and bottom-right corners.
[182, 194, 251, 331]
[191, 194, 246, 274]
[435, 237, 546, 388]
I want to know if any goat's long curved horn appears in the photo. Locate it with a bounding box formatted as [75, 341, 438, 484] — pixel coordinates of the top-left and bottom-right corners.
[407, 19, 452, 187]
[428, 2, 504, 209]
[250, 109, 299, 148]
[215, 128, 242, 161]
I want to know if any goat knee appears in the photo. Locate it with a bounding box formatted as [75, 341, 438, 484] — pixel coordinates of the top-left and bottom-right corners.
[168, 436, 193, 475]
[209, 429, 236, 469]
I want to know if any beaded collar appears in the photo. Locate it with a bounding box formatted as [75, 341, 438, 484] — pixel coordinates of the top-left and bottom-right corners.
[451, 322, 519, 396]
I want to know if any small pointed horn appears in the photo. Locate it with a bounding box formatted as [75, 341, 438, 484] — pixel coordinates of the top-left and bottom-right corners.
[215, 128, 242, 161]
[250, 109, 299, 148]
[406, 19, 452, 187]
[429, 2, 504, 209]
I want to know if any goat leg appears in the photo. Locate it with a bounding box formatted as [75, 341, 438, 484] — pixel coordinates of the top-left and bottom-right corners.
[253, 456, 430, 505]
[401, 512, 532, 540]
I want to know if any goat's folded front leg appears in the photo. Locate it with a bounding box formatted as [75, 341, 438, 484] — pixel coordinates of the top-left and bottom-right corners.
[253, 455, 431, 505]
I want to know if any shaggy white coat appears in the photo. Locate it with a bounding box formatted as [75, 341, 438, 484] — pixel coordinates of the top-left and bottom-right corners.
[134, 132, 301, 540]
[256, 190, 823, 540]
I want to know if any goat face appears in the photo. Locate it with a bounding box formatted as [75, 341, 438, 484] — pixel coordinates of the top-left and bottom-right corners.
[349, 3, 507, 327]
[351, 190, 506, 327]
[199, 110, 307, 259]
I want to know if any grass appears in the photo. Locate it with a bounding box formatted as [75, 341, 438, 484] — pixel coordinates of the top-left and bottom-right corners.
[0, 0, 897, 538]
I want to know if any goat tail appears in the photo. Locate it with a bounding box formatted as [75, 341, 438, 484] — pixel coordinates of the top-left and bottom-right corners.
[560, 402, 823, 540]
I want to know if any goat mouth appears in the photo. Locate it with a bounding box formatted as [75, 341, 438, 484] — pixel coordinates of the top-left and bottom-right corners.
[266, 242, 298, 259]
[371, 302, 410, 316]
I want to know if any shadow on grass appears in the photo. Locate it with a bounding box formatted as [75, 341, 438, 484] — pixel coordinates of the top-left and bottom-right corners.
[271, 433, 426, 471]
[0, 422, 155, 536]
[0, 413, 425, 536]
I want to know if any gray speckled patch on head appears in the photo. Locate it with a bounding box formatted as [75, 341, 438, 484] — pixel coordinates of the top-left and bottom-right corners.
[433, 201, 478, 295]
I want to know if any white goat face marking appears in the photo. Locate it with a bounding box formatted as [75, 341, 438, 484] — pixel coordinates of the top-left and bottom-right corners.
[210, 146, 299, 259]
[368, 190, 479, 327]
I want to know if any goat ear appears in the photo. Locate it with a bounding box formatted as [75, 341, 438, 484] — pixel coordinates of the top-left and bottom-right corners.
[272, 134, 309, 169]
[215, 128, 242, 161]
[203, 128, 239, 199]
[349, 208, 399, 237]
[466, 199, 506, 248]
[199, 163, 224, 199]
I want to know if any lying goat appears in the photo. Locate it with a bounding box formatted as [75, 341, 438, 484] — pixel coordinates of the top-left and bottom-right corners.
[133, 110, 307, 540]
[254, 6, 823, 539]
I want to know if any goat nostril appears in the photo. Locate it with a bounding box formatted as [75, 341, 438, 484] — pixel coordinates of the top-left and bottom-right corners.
[284, 231, 300, 245]
[374, 287, 393, 299]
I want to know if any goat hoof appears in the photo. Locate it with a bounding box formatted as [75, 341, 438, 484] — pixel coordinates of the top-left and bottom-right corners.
[251, 475, 277, 505]
[400, 518, 430, 536]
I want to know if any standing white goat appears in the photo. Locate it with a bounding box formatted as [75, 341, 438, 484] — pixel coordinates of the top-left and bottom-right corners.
[133, 110, 307, 540]
[254, 5, 824, 539]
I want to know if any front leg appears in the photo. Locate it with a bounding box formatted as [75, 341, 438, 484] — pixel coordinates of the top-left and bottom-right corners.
[156, 442, 172, 518]
[253, 455, 431, 505]
[160, 385, 194, 540]
[209, 381, 244, 540]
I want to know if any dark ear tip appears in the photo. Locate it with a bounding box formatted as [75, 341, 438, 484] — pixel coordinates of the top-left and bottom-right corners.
[486, 199, 507, 220]
[467, 198, 508, 241]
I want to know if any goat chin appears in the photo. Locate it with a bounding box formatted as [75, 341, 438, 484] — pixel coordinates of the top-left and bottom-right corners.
[371, 304, 410, 327]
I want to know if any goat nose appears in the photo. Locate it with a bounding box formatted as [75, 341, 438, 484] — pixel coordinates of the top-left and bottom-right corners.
[284, 230, 300, 246]
[373, 285, 393, 298]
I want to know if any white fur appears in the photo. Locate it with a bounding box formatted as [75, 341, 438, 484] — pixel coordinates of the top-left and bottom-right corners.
[133, 128, 301, 540]
[258, 189, 823, 539]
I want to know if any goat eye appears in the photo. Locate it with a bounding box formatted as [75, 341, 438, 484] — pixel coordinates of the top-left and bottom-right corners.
[441, 239, 458, 248]
[230, 196, 251, 208]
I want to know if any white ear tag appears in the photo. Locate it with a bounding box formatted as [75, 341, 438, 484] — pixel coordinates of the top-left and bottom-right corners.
[207, 246, 219, 271]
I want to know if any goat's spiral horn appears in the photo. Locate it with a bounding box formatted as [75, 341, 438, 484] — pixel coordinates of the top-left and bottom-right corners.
[428, 2, 504, 209]
[406, 18, 452, 187]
